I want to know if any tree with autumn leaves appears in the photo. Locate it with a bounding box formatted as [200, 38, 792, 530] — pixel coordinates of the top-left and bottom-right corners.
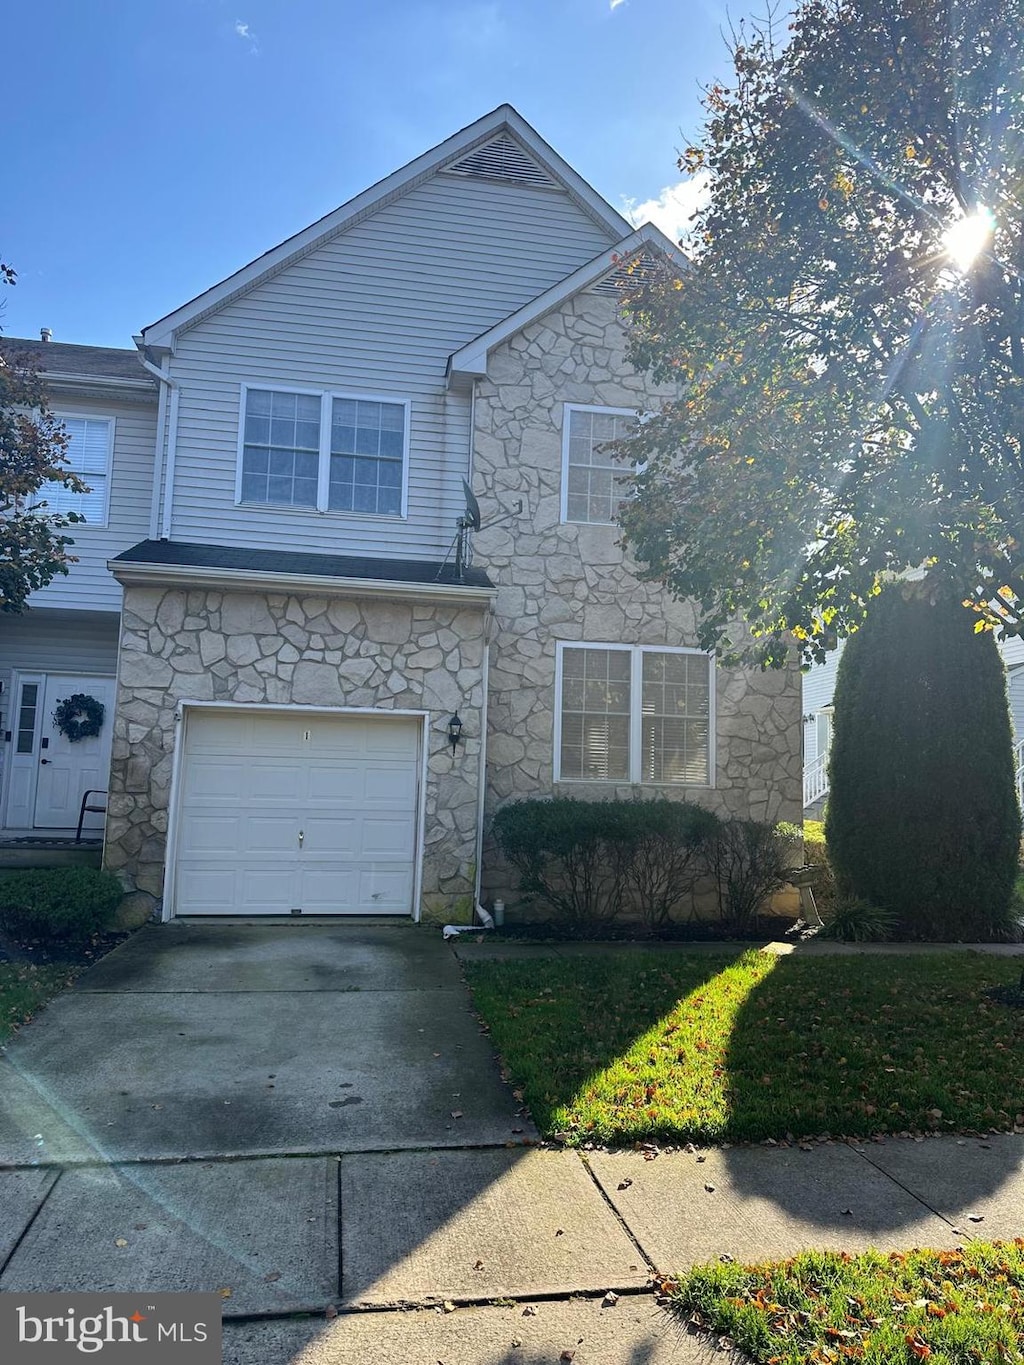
[0, 260, 87, 612]
[620, 0, 1024, 669]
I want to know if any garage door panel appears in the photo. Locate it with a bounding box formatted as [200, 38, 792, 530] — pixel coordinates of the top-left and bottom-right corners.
[179, 814, 241, 853]
[359, 815, 418, 855]
[358, 867, 415, 912]
[174, 710, 422, 917]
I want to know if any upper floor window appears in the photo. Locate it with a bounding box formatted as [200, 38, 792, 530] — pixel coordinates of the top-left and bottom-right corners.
[237, 385, 409, 516]
[44, 415, 114, 525]
[561, 404, 637, 525]
[555, 643, 714, 786]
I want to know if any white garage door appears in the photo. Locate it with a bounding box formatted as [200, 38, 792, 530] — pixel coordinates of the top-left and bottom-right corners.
[174, 709, 421, 916]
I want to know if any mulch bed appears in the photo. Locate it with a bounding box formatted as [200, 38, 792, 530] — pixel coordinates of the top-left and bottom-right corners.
[0, 926, 134, 969]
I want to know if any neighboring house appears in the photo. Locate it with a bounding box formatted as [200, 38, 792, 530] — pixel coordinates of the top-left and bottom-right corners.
[1, 105, 803, 921]
[0, 341, 158, 835]
[803, 635, 1024, 800]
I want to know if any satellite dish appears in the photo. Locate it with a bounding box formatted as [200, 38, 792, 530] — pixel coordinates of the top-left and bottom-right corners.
[461, 478, 482, 532]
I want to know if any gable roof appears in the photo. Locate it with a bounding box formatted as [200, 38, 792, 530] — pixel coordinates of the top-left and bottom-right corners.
[1, 337, 155, 390]
[447, 223, 689, 381]
[140, 105, 632, 352]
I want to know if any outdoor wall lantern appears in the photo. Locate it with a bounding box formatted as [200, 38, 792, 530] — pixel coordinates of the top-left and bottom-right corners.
[447, 712, 464, 755]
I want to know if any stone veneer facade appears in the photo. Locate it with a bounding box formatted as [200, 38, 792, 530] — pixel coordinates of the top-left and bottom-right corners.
[105, 585, 488, 919]
[104, 291, 802, 923]
[472, 290, 803, 904]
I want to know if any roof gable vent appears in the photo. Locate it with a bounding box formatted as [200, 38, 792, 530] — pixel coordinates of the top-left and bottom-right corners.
[590, 249, 665, 296]
[446, 134, 556, 189]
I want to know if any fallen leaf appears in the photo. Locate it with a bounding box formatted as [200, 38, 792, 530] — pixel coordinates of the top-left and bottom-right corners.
[511, 1337, 523, 1348]
[264, 1271, 282, 1283]
[324, 1305, 338, 1320]
[114, 1238, 128, 1248]
[560, 1352, 575, 1362]
[969, 1214, 985, 1223]
[451, 1110, 464, 1120]
[442, 1300, 457, 1314]
[840, 1208, 853, 1216]
[473, 1260, 485, 1271]
[602, 1290, 619, 1307]
[617, 1179, 633, 1191]
[522, 1305, 538, 1317]
[704, 1183, 715, 1193]
[218, 1288, 232, 1299]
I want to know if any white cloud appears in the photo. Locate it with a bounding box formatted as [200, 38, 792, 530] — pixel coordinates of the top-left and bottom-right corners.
[622, 174, 711, 244]
[234, 19, 259, 53]
[610, 0, 627, 10]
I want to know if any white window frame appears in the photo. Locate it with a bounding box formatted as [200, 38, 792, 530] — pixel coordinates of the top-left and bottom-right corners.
[560, 403, 639, 526]
[553, 641, 716, 787]
[46, 411, 115, 528]
[235, 382, 411, 519]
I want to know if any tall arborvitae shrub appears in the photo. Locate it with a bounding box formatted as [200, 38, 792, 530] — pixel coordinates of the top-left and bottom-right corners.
[825, 586, 1021, 940]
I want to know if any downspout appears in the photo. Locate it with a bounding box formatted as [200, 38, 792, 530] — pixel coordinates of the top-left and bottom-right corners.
[136, 349, 179, 540]
[444, 377, 495, 940]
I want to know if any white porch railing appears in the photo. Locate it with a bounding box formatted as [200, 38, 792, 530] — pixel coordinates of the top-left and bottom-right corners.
[1016, 739, 1024, 810]
[803, 752, 829, 809]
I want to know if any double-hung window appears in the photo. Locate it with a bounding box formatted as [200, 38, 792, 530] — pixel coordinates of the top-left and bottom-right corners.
[43, 415, 114, 524]
[561, 404, 638, 524]
[238, 385, 409, 516]
[556, 643, 714, 785]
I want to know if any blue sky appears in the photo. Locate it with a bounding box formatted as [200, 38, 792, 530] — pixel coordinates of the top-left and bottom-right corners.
[3, 0, 732, 348]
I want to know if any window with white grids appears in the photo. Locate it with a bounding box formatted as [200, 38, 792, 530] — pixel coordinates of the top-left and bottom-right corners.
[561, 404, 638, 524]
[240, 389, 321, 507]
[43, 415, 113, 524]
[237, 385, 409, 515]
[329, 398, 405, 515]
[555, 644, 714, 785]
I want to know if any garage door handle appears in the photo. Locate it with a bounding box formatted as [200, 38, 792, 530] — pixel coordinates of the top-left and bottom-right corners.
[298, 830, 304, 846]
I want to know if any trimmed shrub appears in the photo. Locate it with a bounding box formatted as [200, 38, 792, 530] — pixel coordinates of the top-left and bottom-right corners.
[0, 868, 122, 943]
[491, 797, 721, 927]
[821, 897, 897, 942]
[706, 819, 801, 933]
[826, 585, 1021, 940]
[617, 799, 722, 930]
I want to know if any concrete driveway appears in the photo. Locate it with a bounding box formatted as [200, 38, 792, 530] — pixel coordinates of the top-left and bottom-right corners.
[0, 921, 532, 1164]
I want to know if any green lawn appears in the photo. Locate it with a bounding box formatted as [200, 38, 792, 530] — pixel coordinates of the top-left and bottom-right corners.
[466, 950, 1024, 1145]
[672, 1242, 1024, 1363]
[0, 962, 78, 1041]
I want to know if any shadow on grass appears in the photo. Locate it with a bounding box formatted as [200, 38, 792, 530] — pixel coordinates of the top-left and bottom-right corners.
[468, 947, 1024, 1234]
[720, 949, 1024, 1231]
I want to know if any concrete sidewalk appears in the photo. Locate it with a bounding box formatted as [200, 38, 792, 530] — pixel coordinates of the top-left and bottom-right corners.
[2, 926, 1024, 1364]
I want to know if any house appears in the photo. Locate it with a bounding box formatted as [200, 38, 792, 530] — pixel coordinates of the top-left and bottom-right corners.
[1, 106, 803, 922]
[802, 637, 1024, 808]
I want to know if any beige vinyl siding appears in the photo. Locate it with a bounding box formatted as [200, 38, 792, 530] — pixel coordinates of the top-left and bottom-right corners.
[163, 174, 616, 558]
[30, 394, 157, 612]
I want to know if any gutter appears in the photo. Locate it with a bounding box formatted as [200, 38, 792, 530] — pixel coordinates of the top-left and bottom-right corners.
[108, 557, 497, 607]
[134, 347, 179, 540]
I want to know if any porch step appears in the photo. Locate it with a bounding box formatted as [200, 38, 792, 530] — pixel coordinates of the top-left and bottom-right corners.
[0, 841, 102, 870]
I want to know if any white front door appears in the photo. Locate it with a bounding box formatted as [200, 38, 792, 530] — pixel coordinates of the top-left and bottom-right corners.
[3, 675, 116, 832]
[173, 709, 422, 916]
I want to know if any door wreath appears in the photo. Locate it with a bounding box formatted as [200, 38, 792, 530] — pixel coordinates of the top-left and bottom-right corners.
[53, 693, 105, 743]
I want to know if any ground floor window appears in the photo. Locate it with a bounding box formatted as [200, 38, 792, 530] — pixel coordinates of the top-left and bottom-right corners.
[555, 642, 713, 785]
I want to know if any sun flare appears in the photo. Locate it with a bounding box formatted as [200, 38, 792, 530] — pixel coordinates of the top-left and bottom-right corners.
[942, 206, 995, 272]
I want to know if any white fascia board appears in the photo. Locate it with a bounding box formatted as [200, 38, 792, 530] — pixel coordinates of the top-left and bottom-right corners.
[449, 223, 690, 380]
[108, 558, 496, 608]
[140, 105, 629, 351]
